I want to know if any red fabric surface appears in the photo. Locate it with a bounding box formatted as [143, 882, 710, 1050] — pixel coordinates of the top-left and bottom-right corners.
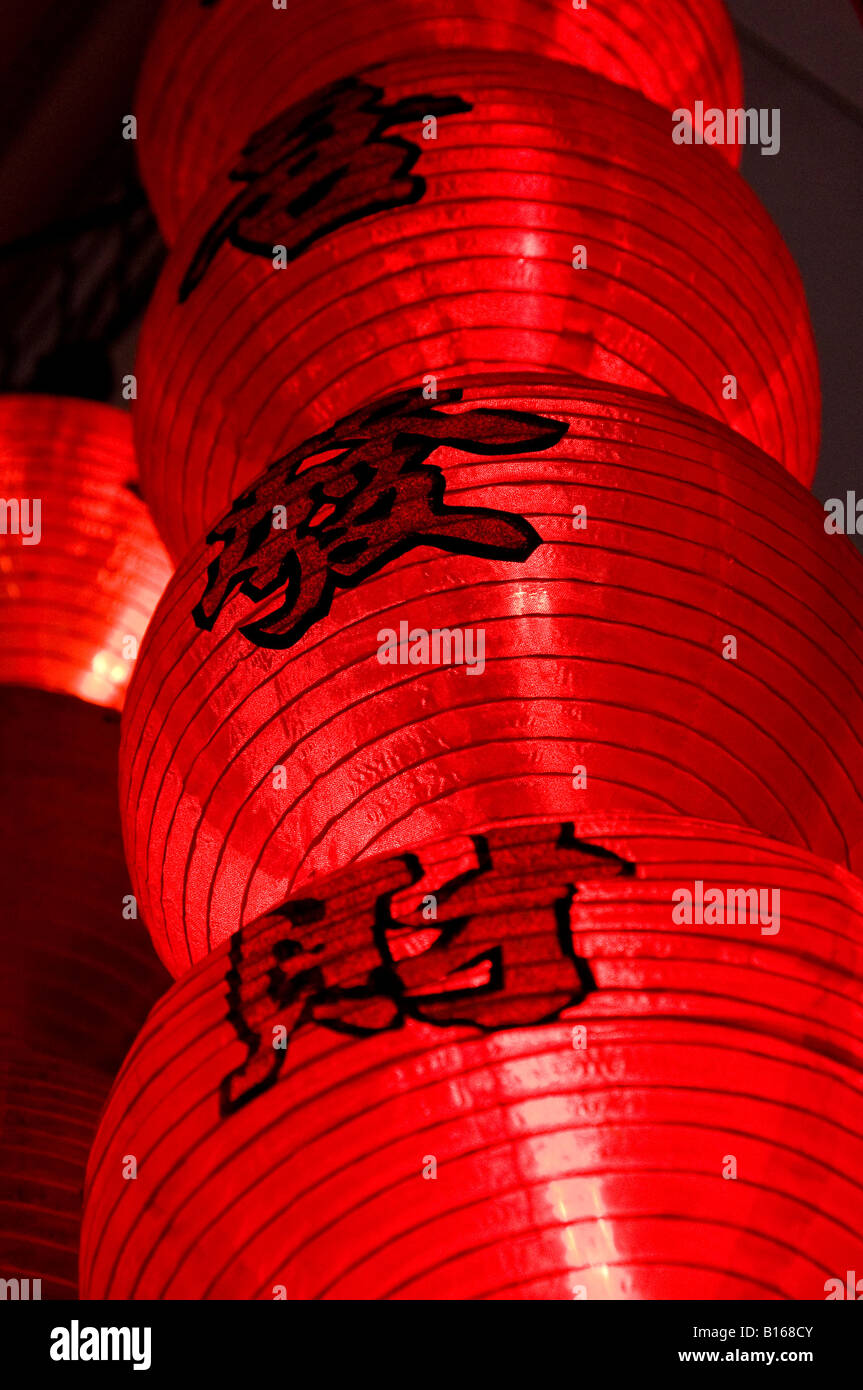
[80, 816, 863, 1300]
[132, 54, 818, 559]
[136, 0, 742, 243]
[0, 396, 172, 709]
[120, 379, 862, 977]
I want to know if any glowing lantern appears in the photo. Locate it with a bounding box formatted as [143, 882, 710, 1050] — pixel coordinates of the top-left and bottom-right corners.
[80, 815, 863, 1300]
[132, 54, 818, 559]
[136, 0, 742, 244]
[119, 379, 862, 977]
[0, 396, 172, 709]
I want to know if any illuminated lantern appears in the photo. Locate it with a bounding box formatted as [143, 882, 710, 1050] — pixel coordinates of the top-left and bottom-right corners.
[0, 686, 169, 1072]
[80, 816, 863, 1300]
[136, 0, 742, 244]
[1, 1047, 106, 1300]
[120, 379, 863, 977]
[133, 54, 818, 559]
[0, 395, 172, 709]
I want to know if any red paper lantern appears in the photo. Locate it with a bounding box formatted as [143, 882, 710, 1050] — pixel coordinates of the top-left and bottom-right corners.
[79, 816, 863, 1300]
[0, 396, 172, 709]
[1, 1047, 107, 1300]
[120, 379, 863, 978]
[133, 54, 818, 559]
[136, 0, 743, 244]
[0, 686, 170, 1072]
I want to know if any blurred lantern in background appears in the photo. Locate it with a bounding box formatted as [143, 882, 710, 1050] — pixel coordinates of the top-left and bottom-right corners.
[120, 378, 863, 978]
[136, 0, 742, 244]
[0, 395, 172, 708]
[0, 686, 170, 1070]
[0, 686, 170, 1297]
[132, 54, 818, 559]
[1, 1048, 107, 1301]
[80, 815, 863, 1300]
[0, 392, 172, 1296]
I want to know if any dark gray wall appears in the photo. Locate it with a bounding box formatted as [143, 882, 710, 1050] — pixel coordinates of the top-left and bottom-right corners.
[727, 0, 863, 540]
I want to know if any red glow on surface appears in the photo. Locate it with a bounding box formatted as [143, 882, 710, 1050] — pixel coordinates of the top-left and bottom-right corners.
[3, 0, 858, 1311]
[121, 379, 860, 978]
[0, 396, 172, 709]
[137, 0, 742, 243]
[134, 54, 817, 560]
[80, 816, 863, 1301]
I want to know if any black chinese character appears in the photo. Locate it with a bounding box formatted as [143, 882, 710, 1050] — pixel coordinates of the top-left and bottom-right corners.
[179, 76, 471, 299]
[220, 824, 634, 1116]
[193, 387, 567, 650]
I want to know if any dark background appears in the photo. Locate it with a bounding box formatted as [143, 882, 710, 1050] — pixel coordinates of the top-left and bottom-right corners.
[0, 0, 859, 531]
